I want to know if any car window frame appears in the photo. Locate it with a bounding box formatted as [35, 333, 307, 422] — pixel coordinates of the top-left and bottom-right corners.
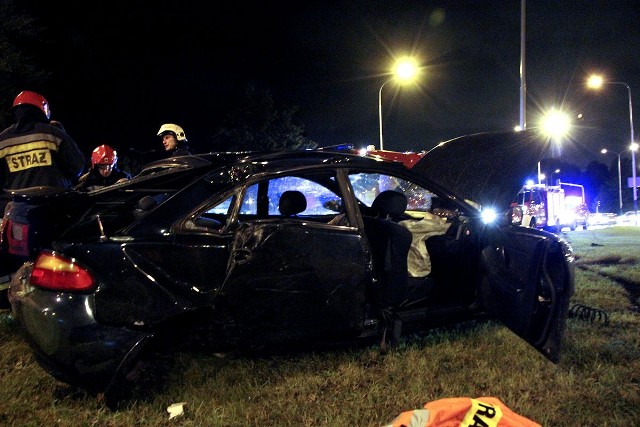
[180, 168, 354, 233]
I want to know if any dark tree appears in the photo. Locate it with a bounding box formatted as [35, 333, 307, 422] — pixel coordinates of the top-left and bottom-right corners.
[583, 160, 613, 212]
[211, 85, 317, 152]
[0, 0, 50, 129]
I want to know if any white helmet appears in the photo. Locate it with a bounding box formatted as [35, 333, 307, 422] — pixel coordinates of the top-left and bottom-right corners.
[157, 123, 187, 142]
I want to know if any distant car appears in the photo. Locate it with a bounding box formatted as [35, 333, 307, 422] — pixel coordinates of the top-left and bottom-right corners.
[588, 212, 618, 227]
[5, 131, 575, 404]
[572, 203, 590, 230]
[616, 211, 639, 225]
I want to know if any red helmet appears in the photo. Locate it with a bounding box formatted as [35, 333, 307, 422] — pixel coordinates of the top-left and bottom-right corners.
[91, 145, 118, 168]
[13, 90, 51, 119]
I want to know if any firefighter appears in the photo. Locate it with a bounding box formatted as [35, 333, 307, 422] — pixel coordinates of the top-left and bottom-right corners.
[0, 90, 85, 213]
[75, 145, 130, 191]
[157, 123, 191, 157]
[0, 91, 85, 309]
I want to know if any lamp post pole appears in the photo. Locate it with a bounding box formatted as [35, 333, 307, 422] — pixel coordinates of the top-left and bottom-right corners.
[617, 152, 623, 212]
[624, 83, 638, 223]
[587, 76, 637, 222]
[377, 57, 420, 151]
[601, 149, 624, 213]
[378, 79, 392, 151]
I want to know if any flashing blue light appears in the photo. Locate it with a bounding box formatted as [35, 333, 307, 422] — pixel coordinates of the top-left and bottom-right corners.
[318, 144, 354, 151]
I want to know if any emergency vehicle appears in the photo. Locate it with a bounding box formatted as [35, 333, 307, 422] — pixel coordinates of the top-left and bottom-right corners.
[514, 180, 588, 231]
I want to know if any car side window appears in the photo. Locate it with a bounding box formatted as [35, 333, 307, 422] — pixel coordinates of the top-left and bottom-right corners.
[185, 195, 234, 230]
[264, 176, 339, 216]
[206, 196, 233, 215]
[198, 185, 259, 218]
[240, 184, 259, 214]
[187, 174, 346, 231]
[348, 172, 434, 213]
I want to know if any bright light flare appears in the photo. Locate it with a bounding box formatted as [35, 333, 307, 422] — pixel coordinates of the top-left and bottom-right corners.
[565, 195, 583, 207]
[481, 208, 498, 224]
[393, 57, 420, 83]
[587, 74, 604, 89]
[541, 108, 571, 139]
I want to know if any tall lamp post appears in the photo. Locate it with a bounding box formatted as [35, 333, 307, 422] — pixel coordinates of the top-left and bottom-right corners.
[378, 57, 420, 151]
[600, 148, 623, 212]
[587, 75, 637, 222]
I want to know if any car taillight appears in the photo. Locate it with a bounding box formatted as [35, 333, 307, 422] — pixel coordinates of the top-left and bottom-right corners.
[30, 252, 95, 292]
[5, 219, 30, 257]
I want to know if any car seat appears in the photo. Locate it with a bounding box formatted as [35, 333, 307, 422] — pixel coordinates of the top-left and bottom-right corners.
[278, 191, 307, 216]
[362, 190, 413, 348]
[363, 191, 412, 309]
[371, 190, 410, 221]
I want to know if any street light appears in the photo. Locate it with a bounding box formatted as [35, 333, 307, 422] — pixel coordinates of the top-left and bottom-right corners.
[540, 108, 571, 157]
[587, 74, 637, 222]
[536, 108, 571, 184]
[378, 57, 420, 151]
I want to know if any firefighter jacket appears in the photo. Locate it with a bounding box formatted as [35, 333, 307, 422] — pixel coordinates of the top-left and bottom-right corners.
[75, 167, 131, 192]
[167, 145, 191, 157]
[0, 121, 85, 191]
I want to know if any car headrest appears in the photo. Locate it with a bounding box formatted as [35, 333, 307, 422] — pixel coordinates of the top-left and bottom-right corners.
[371, 190, 407, 220]
[279, 191, 307, 216]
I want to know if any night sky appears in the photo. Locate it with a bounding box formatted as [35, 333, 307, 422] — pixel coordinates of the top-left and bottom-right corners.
[14, 0, 640, 167]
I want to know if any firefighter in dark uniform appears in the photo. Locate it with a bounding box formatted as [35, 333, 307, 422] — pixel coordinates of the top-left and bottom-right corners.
[75, 144, 130, 191]
[0, 90, 85, 213]
[0, 90, 85, 309]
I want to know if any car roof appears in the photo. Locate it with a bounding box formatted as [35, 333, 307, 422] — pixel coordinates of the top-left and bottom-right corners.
[125, 149, 415, 188]
[87, 148, 418, 211]
[140, 149, 407, 172]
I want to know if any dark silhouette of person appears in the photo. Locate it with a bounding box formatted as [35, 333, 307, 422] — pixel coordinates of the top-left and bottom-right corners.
[0, 90, 85, 213]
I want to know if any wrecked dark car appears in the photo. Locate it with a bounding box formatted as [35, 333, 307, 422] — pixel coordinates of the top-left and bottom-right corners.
[5, 130, 575, 402]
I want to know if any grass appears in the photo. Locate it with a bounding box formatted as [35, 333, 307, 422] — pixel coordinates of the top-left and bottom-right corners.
[0, 227, 639, 426]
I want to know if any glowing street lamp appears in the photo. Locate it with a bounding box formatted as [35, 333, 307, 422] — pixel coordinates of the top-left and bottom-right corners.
[378, 57, 420, 151]
[541, 108, 571, 140]
[587, 74, 637, 222]
[536, 108, 571, 184]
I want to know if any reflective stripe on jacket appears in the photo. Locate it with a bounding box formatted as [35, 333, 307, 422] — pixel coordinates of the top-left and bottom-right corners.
[0, 122, 85, 190]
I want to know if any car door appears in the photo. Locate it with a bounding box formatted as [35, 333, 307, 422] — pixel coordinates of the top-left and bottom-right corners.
[217, 174, 371, 344]
[478, 225, 574, 362]
[413, 129, 574, 362]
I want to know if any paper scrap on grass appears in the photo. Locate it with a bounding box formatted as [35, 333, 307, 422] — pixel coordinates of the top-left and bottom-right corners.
[167, 401, 187, 419]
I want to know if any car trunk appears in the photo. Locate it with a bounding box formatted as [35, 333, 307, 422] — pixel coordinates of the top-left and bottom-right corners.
[413, 130, 552, 210]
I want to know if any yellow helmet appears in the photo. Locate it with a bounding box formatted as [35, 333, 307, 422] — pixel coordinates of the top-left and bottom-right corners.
[157, 123, 187, 142]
